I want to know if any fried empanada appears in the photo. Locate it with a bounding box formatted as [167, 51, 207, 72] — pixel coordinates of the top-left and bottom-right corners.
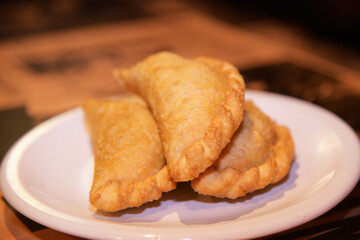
[114, 52, 246, 181]
[191, 101, 295, 199]
[83, 95, 176, 212]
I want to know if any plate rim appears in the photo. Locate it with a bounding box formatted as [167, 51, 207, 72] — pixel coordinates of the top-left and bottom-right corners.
[1, 90, 359, 240]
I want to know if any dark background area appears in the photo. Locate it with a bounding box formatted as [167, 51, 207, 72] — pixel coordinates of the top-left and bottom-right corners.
[192, 0, 360, 49]
[0, 0, 359, 49]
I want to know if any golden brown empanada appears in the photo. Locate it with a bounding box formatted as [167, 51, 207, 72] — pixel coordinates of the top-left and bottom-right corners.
[114, 52, 246, 181]
[191, 101, 295, 199]
[83, 95, 176, 212]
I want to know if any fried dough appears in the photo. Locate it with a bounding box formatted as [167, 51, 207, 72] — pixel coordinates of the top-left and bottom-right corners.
[83, 95, 176, 212]
[114, 52, 246, 181]
[191, 101, 295, 199]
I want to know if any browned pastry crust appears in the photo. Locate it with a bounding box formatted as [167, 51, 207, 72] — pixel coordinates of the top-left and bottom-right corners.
[83, 96, 176, 212]
[90, 166, 175, 211]
[114, 52, 245, 181]
[191, 101, 295, 199]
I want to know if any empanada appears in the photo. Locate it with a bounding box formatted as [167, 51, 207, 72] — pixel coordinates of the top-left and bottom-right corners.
[191, 101, 295, 199]
[114, 52, 246, 181]
[83, 95, 176, 212]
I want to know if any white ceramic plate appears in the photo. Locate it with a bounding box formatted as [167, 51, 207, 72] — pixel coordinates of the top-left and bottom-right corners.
[1, 90, 359, 240]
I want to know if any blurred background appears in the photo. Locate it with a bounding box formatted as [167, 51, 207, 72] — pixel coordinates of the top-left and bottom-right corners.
[0, 0, 359, 238]
[0, 0, 359, 129]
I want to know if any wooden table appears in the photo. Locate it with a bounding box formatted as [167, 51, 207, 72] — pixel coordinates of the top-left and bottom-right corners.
[1, 1, 359, 239]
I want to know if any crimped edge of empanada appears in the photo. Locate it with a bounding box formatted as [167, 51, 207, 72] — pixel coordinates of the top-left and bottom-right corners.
[170, 56, 246, 181]
[190, 125, 295, 199]
[90, 165, 176, 212]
